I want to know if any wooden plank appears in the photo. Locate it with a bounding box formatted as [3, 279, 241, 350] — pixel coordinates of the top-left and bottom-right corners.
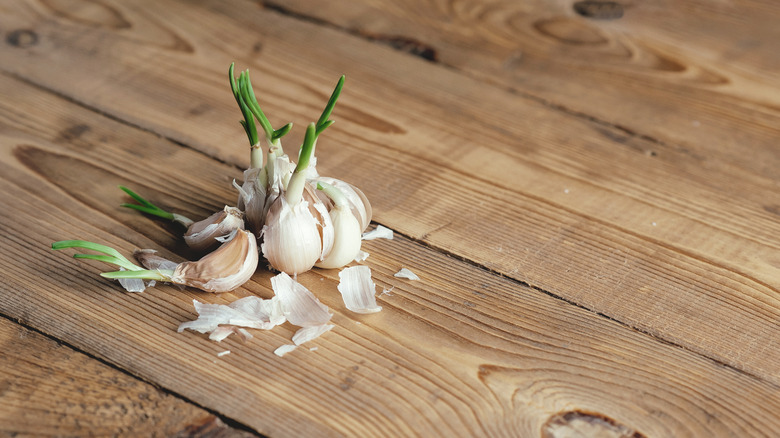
[1, 72, 780, 437]
[0, 317, 256, 437]
[274, 0, 780, 181]
[0, 0, 778, 384]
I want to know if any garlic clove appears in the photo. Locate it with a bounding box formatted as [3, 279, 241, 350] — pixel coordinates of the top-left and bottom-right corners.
[314, 177, 372, 231]
[315, 203, 362, 269]
[315, 181, 362, 269]
[337, 265, 382, 313]
[183, 206, 245, 253]
[172, 229, 259, 292]
[261, 196, 323, 275]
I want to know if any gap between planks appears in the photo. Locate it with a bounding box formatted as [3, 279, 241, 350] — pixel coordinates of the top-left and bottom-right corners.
[0, 312, 265, 437]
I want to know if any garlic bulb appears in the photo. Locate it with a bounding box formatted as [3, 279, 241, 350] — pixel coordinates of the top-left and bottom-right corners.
[183, 206, 245, 252]
[315, 182, 362, 269]
[260, 123, 334, 275]
[172, 229, 259, 292]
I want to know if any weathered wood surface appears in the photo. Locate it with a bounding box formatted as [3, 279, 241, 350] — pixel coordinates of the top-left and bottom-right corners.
[0, 0, 778, 436]
[0, 317, 255, 437]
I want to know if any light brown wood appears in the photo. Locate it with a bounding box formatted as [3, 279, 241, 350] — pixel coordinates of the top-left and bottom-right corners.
[0, 72, 779, 437]
[0, 317, 255, 437]
[1, 0, 779, 435]
[0, 0, 777, 385]
[278, 0, 780, 181]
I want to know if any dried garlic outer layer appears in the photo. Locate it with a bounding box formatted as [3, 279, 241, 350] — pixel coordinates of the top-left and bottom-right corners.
[338, 265, 382, 313]
[362, 225, 393, 241]
[394, 268, 420, 281]
[234, 167, 267, 233]
[172, 229, 259, 292]
[183, 206, 245, 252]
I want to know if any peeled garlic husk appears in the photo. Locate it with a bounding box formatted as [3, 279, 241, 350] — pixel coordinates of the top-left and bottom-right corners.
[234, 167, 266, 234]
[172, 229, 258, 292]
[261, 195, 324, 275]
[313, 177, 372, 231]
[183, 206, 245, 252]
[134, 249, 179, 271]
[338, 265, 381, 313]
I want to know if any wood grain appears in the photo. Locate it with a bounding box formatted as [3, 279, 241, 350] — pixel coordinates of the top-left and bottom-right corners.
[0, 72, 779, 437]
[275, 0, 780, 181]
[0, 317, 256, 437]
[0, 0, 777, 385]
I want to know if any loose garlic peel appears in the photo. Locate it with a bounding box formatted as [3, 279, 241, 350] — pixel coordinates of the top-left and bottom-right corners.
[184, 206, 245, 252]
[173, 229, 259, 292]
[338, 265, 382, 314]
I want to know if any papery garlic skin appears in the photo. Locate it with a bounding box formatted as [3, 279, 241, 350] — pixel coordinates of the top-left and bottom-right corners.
[172, 229, 258, 292]
[234, 168, 266, 234]
[261, 196, 323, 275]
[184, 206, 245, 252]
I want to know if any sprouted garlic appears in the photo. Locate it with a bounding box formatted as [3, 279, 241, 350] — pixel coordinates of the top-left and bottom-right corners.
[120, 186, 244, 253]
[51, 229, 258, 293]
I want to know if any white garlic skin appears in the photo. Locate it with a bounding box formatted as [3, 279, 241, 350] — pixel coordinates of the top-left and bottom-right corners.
[234, 167, 267, 234]
[183, 206, 245, 252]
[261, 196, 323, 275]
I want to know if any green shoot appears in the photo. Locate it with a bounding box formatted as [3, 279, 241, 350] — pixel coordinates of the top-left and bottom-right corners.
[316, 181, 348, 208]
[285, 123, 317, 205]
[229, 63, 259, 147]
[295, 123, 317, 173]
[316, 75, 345, 135]
[52, 240, 175, 282]
[240, 70, 274, 139]
[101, 270, 172, 281]
[272, 122, 293, 140]
[119, 186, 193, 227]
[52, 240, 143, 272]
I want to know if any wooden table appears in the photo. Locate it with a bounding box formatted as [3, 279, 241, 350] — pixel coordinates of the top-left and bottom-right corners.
[1, 0, 778, 436]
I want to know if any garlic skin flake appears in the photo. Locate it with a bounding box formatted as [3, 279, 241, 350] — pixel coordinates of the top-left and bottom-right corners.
[362, 225, 393, 241]
[234, 167, 266, 234]
[338, 265, 382, 314]
[172, 229, 259, 292]
[178, 296, 285, 335]
[271, 272, 332, 327]
[184, 206, 245, 252]
[394, 268, 420, 281]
